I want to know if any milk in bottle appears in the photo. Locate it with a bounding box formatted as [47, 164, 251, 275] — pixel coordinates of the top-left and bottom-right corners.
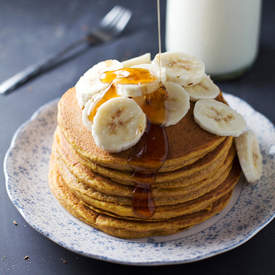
[166, 0, 262, 79]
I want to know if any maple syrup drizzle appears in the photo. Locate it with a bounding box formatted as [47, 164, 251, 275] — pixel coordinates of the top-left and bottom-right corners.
[130, 122, 168, 218]
[88, 85, 119, 122]
[130, 0, 167, 218]
[133, 86, 167, 125]
[88, 1, 166, 218]
[101, 67, 156, 84]
[89, 81, 168, 218]
[157, 0, 162, 76]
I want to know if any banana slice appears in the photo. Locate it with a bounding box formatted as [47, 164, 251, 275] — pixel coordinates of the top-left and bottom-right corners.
[163, 81, 190, 127]
[76, 77, 107, 109]
[122, 53, 151, 67]
[185, 75, 220, 101]
[194, 99, 246, 137]
[75, 59, 122, 108]
[92, 97, 146, 153]
[116, 64, 165, 97]
[87, 59, 123, 77]
[82, 91, 106, 131]
[235, 130, 263, 183]
[152, 52, 205, 86]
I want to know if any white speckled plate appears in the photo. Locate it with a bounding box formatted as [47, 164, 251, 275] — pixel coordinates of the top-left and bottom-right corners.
[4, 94, 275, 265]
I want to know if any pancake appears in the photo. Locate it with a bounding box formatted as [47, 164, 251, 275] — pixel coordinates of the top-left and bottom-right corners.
[54, 139, 235, 202]
[53, 148, 240, 220]
[57, 88, 226, 172]
[49, 79, 242, 238]
[49, 155, 236, 238]
[54, 139, 235, 199]
[55, 147, 234, 207]
[56, 126, 233, 184]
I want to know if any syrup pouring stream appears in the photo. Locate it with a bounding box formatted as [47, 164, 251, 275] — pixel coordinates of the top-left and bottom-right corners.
[90, 0, 168, 218]
[131, 0, 168, 218]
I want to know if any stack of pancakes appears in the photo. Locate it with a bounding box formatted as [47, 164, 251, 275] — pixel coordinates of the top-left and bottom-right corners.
[49, 88, 241, 238]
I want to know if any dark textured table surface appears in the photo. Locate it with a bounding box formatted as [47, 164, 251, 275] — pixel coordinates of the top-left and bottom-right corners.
[1, 1, 274, 274]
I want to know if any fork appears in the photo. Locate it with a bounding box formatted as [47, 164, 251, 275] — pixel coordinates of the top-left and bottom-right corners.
[0, 6, 132, 94]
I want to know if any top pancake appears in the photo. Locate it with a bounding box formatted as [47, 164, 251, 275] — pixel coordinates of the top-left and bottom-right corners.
[58, 88, 226, 172]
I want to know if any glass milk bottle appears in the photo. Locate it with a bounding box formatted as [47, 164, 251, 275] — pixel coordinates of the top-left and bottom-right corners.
[166, 0, 262, 79]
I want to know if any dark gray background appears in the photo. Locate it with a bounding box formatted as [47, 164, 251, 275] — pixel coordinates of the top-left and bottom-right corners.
[0, 1, 274, 274]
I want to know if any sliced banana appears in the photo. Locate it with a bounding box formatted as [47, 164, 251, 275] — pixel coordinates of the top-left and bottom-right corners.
[116, 64, 165, 97]
[235, 130, 262, 183]
[75, 59, 122, 108]
[92, 97, 146, 153]
[81, 90, 106, 130]
[163, 81, 190, 127]
[185, 75, 220, 101]
[122, 53, 151, 67]
[89, 59, 123, 77]
[75, 77, 107, 109]
[194, 99, 246, 137]
[152, 52, 205, 86]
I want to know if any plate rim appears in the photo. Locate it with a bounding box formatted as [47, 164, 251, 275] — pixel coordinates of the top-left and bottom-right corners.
[3, 94, 275, 266]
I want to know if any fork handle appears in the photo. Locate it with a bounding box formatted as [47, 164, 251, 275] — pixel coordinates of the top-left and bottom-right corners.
[0, 36, 99, 94]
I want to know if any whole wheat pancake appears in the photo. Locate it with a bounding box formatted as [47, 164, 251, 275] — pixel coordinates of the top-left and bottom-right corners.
[54, 138, 235, 201]
[54, 139, 235, 200]
[53, 149, 239, 220]
[55, 147, 234, 206]
[75, 170, 237, 221]
[56, 126, 233, 184]
[57, 88, 226, 172]
[49, 155, 236, 238]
